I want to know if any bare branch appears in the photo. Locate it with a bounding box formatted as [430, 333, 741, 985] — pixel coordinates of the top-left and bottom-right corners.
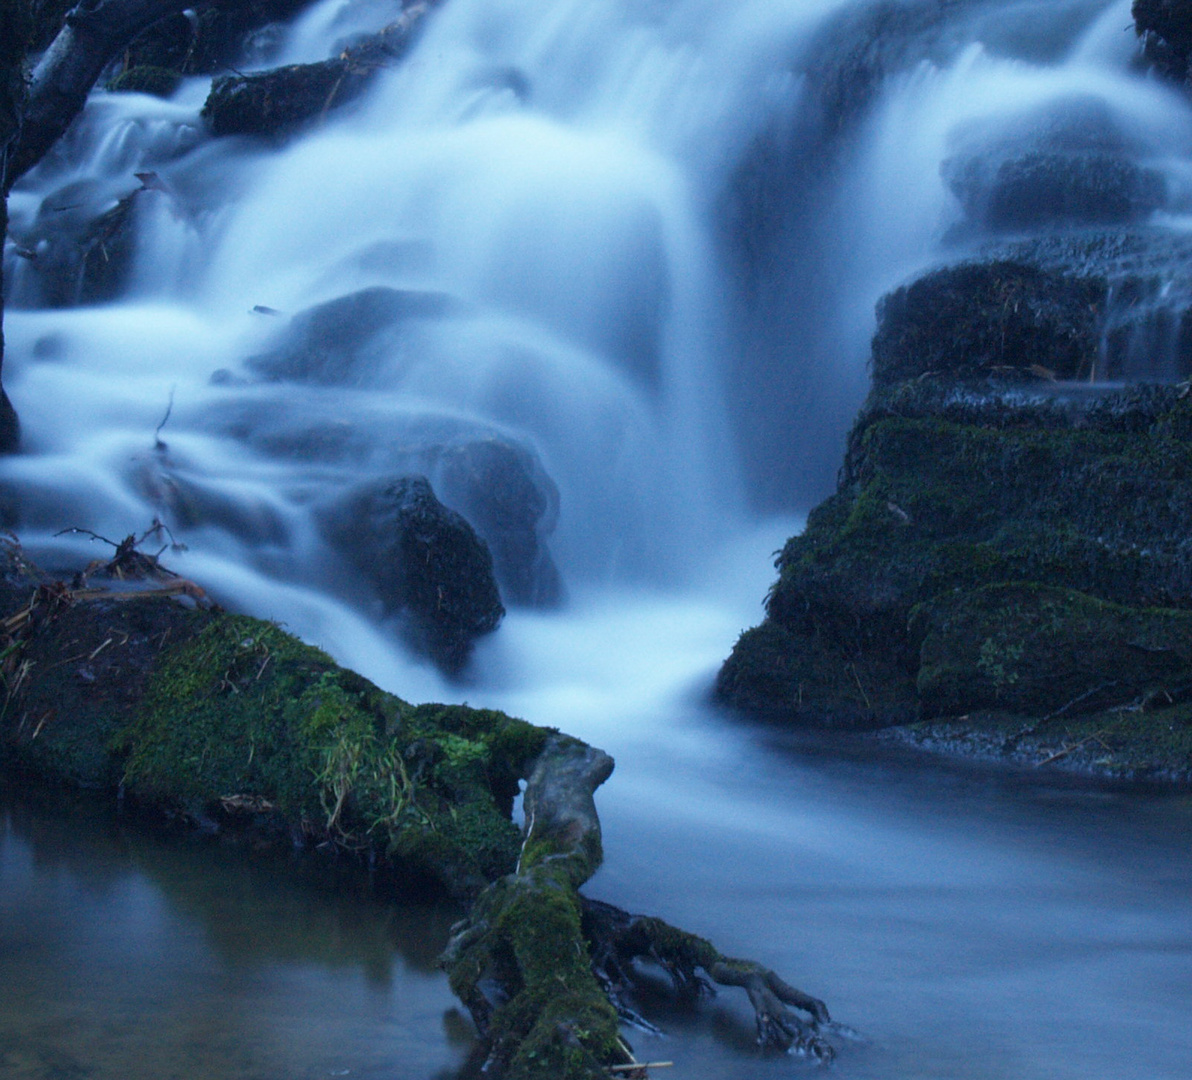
[6, 0, 193, 188]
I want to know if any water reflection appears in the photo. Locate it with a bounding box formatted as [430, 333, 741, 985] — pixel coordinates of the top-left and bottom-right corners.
[0, 782, 472, 1080]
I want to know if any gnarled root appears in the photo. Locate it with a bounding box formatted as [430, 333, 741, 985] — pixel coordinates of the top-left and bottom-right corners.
[440, 735, 633, 1079]
[581, 897, 835, 1061]
[441, 733, 838, 1076]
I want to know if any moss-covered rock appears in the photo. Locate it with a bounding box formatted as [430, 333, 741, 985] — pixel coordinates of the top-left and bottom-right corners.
[719, 249, 1192, 779]
[911, 583, 1192, 718]
[0, 560, 538, 898]
[719, 383, 1192, 751]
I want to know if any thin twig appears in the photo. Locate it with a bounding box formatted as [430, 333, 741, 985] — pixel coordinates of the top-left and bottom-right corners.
[154, 387, 175, 451]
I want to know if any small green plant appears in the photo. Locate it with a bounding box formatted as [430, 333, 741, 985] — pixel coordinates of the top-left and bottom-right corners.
[977, 637, 1023, 690]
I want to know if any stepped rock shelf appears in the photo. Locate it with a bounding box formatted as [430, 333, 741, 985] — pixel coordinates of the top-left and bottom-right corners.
[717, 257, 1192, 783]
[0, 539, 838, 1079]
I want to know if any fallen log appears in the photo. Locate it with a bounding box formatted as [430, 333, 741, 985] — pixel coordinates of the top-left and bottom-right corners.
[0, 534, 838, 1075]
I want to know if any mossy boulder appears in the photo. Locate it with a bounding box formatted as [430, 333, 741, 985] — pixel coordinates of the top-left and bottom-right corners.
[0, 563, 537, 899]
[719, 382, 1192, 747]
[719, 254, 1192, 777]
[911, 583, 1192, 717]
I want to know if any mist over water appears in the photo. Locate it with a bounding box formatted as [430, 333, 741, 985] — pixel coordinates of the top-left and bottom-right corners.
[4, 0, 1192, 1077]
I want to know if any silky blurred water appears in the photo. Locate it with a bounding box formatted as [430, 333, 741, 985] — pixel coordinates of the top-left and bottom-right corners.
[4, 0, 1192, 1076]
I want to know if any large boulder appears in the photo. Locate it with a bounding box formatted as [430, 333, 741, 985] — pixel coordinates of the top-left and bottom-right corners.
[320, 475, 505, 674]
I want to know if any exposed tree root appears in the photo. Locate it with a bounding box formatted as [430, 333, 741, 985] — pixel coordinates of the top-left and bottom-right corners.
[582, 897, 835, 1061]
[1, 534, 839, 1076]
[441, 735, 838, 1077]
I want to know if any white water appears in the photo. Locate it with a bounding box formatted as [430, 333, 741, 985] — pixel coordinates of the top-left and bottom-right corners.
[4, 0, 1192, 1076]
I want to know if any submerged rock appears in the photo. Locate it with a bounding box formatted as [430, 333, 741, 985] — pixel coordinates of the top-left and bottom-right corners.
[427, 437, 563, 608]
[6, 177, 149, 308]
[244, 286, 455, 385]
[941, 95, 1166, 232]
[321, 475, 505, 674]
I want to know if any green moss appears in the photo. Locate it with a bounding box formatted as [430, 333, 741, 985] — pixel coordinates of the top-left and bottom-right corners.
[106, 65, 182, 96]
[714, 621, 917, 728]
[446, 864, 622, 1080]
[912, 583, 1192, 718]
[108, 614, 545, 897]
[723, 380, 1192, 778]
[769, 409, 1192, 654]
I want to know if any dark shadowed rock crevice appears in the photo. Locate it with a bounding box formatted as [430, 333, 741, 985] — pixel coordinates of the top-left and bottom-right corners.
[1134, 0, 1192, 84]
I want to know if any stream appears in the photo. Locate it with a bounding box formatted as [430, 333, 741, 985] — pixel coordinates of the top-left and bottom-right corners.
[3, 0, 1192, 1075]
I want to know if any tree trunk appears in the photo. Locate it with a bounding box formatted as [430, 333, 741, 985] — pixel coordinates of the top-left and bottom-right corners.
[5, 0, 195, 187]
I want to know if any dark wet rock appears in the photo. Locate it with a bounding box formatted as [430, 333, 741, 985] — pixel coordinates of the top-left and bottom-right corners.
[245, 287, 455, 386]
[1134, 0, 1192, 84]
[321, 475, 504, 674]
[718, 378, 1192, 753]
[203, 55, 376, 138]
[202, 4, 438, 138]
[5, 176, 153, 307]
[870, 260, 1105, 387]
[873, 229, 1192, 388]
[991, 229, 1192, 381]
[113, 0, 317, 82]
[424, 438, 563, 608]
[942, 95, 1165, 232]
[944, 150, 1165, 230]
[207, 391, 563, 608]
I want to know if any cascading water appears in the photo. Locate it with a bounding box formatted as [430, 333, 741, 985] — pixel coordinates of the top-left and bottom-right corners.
[4, 1, 1192, 1077]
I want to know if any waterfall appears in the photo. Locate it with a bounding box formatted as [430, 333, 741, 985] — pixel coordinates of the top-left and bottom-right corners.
[3, 0, 1188, 694]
